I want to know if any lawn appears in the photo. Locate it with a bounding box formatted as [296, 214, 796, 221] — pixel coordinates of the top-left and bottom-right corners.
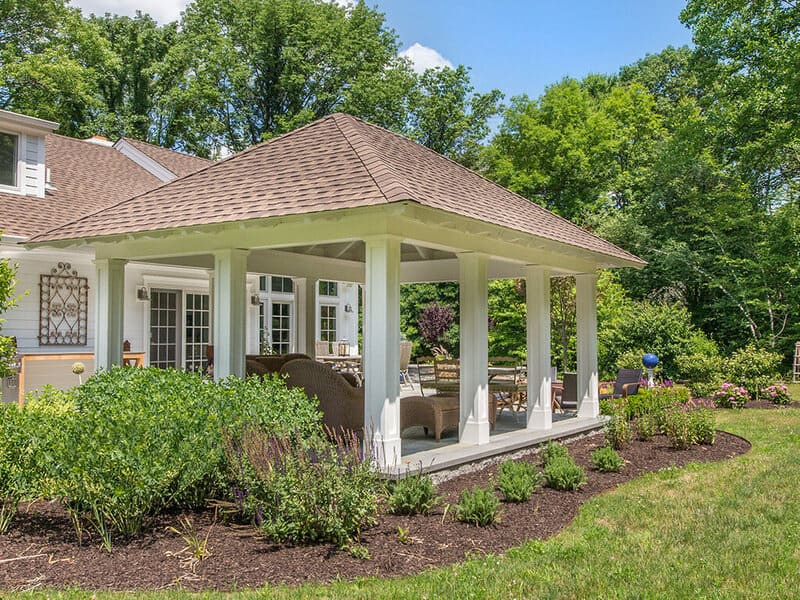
[9, 408, 800, 599]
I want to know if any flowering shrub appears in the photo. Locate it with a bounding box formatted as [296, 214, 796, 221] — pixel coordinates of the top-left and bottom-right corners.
[762, 384, 791, 405]
[724, 344, 781, 398]
[711, 383, 750, 408]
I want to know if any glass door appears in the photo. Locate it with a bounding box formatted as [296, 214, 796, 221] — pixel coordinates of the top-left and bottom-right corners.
[149, 289, 180, 368]
[271, 302, 291, 354]
[184, 292, 210, 372]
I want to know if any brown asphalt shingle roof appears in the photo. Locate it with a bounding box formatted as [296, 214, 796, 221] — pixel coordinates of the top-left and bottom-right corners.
[0, 134, 162, 238]
[119, 137, 213, 178]
[30, 114, 643, 266]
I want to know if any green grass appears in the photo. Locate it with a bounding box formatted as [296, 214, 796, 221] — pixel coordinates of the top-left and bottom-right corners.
[10, 409, 800, 599]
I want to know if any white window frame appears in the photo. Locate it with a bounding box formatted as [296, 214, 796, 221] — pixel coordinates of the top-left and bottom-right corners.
[0, 129, 23, 195]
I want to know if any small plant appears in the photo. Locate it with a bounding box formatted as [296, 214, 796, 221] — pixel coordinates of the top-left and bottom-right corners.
[541, 441, 569, 465]
[604, 413, 632, 450]
[543, 456, 587, 491]
[662, 407, 694, 449]
[387, 472, 440, 516]
[635, 413, 658, 441]
[396, 526, 412, 545]
[762, 384, 791, 405]
[711, 382, 750, 408]
[165, 513, 215, 572]
[591, 446, 624, 473]
[343, 543, 371, 560]
[455, 486, 500, 526]
[687, 406, 716, 445]
[497, 460, 542, 503]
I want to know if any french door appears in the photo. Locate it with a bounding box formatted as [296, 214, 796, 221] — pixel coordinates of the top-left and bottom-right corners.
[149, 289, 210, 371]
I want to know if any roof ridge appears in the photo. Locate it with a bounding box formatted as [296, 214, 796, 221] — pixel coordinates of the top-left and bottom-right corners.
[119, 136, 213, 163]
[343, 114, 643, 263]
[331, 113, 417, 204]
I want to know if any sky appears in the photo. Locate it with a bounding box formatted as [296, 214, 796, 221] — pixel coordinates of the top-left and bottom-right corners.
[70, 0, 694, 99]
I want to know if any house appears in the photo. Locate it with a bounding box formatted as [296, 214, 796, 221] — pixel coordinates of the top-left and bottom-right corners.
[20, 110, 644, 469]
[0, 109, 359, 402]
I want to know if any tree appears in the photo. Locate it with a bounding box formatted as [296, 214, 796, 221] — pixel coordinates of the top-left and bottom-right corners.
[0, 244, 19, 377]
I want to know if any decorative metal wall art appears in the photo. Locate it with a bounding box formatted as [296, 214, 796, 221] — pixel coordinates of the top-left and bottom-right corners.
[39, 262, 88, 345]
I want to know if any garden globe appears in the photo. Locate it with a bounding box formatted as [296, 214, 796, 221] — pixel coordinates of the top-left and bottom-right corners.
[642, 353, 659, 387]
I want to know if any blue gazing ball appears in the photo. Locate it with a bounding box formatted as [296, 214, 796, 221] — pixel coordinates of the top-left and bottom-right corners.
[642, 353, 659, 369]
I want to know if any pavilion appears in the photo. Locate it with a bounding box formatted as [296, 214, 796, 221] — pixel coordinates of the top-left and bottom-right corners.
[28, 113, 645, 469]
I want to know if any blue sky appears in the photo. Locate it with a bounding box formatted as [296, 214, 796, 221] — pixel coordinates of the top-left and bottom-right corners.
[382, 0, 694, 99]
[72, 0, 694, 100]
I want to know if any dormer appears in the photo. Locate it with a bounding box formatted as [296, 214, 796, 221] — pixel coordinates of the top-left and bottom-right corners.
[0, 109, 59, 199]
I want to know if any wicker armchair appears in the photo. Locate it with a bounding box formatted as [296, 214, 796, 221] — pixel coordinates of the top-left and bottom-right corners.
[245, 353, 311, 376]
[279, 358, 364, 434]
[400, 394, 459, 441]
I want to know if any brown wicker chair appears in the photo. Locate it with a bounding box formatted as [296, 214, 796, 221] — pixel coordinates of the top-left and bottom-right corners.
[245, 353, 311, 376]
[279, 358, 364, 434]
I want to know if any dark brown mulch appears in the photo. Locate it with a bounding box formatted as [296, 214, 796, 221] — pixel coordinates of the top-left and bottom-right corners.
[0, 431, 750, 592]
[743, 399, 800, 409]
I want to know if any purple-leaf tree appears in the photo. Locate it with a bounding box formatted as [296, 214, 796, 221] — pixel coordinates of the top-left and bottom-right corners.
[418, 303, 455, 349]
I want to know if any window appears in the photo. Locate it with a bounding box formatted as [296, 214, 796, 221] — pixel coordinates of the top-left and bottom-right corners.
[271, 302, 291, 354]
[0, 132, 18, 188]
[184, 293, 210, 372]
[319, 281, 338, 297]
[259, 275, 268, 291]
[320, 305, 337, 342]
[271, 276, 293, 293]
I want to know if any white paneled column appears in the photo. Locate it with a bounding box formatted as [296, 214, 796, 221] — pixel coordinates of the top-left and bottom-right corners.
[293, 277, 317, 356]
[525, 265, 552, 430]
[363, 236, 401, 469]
[95, 258, 127, 371]
[576, 272, 600, 418]
[213, 248, 249, 380]
[458, 252, 490, 445]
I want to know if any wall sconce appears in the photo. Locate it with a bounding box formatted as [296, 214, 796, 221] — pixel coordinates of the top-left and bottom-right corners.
[250, 294, 261, 306]
[136, 286, 150, 301]
[344, 303, 353, 313]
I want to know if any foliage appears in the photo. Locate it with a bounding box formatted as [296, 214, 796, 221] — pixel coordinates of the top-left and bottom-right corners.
[662, 407, 695, 449]
[487, 279, 527, 360]
[625, 386, 691, 421]
[543, 456, 587, 491]
[711, 383, 750, 409]
[0, 246, 20, 378]
[541, 441, 569, 465]
[387, 473, 440, 516]
[591, 446, 625, 473]
[677, 348, 724, 398]
[635, 413, 658, 441]
[400, 283, 459, 358]
[604, 413, 633, 450]
[762, 384, 791, 406]
[497, 460, 542, 503]
[231, 428, 379, 547]
[454, 486, 500, 526]
[416, 302, 456, 353]
[688, 407, 716, 445]
[724, 344, 782, 398]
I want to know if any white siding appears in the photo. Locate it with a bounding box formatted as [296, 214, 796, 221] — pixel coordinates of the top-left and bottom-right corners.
[23, 134, 46, 198]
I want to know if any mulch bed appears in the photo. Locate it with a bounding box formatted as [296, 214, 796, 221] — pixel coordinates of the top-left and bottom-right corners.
[0, 431, 750, 592]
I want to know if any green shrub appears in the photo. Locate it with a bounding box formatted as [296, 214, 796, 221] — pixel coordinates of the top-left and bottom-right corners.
[711, 383, 750, 408]
[0, 404, 24, 532]
[497, 460, 542, 503]
[591, 446, 624, 473]
[689, 408, 716, 445]
[762, 384, 791, 405]
[33, 366, 322, 550]
[455, 486, 500, 526]
[662, 407, 694, 449]
[234, 428, 380, 546]
[725, 344, 781, 399]
[541, 441, 569, 465]
[543, 456, 587, 491]
[677, 351, 724, 398]
[625, 386, 690, 420]
[635, 413, 658, 441]
[604, 413, 632, 450]
[387, 473, 440, 515]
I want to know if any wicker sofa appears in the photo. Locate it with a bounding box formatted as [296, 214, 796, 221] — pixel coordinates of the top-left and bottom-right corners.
[279, 358, 364, 434]
[244, 353, 311, 376]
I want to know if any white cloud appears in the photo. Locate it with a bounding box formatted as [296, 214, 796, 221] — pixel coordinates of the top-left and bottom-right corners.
[70, 0, 189, 24]
[399, 42, 453, 74]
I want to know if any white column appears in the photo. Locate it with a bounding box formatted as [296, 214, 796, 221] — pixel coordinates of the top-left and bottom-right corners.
[207, 271, 215, 346]
[213, 248, 249, 380]
[363, 236, 401, 469]
[458, 252, 490, 445]
[525, 265, 552, 430]
[293, 277, 317, 356]
[95, 258, 127, 371]
[576, 272, 600, 418]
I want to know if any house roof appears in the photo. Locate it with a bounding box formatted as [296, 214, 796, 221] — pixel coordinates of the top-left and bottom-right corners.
[117, 137, 212, 178]
[29, 113, 644, 266]
[0, 134, 212, 239]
